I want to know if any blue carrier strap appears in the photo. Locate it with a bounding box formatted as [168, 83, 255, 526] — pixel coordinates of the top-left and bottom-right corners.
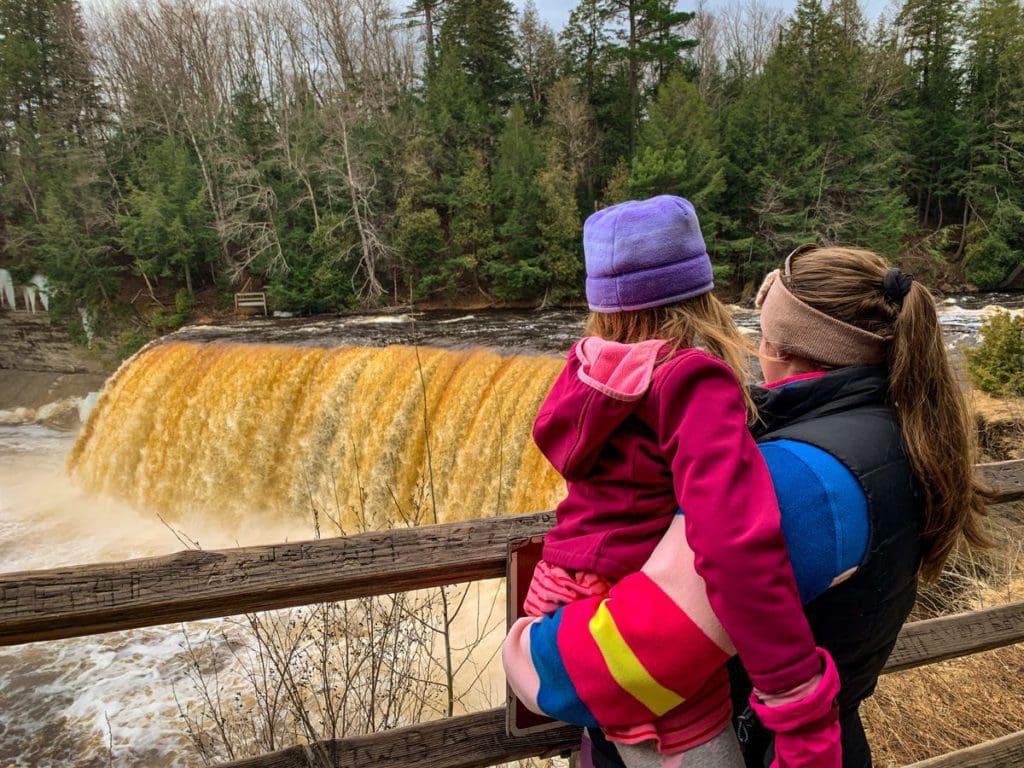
[758, 439, 869, 603]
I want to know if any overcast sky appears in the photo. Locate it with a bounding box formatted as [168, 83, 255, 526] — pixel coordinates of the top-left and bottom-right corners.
[79, 0, 898, 36]
[517, 0, 896, 35]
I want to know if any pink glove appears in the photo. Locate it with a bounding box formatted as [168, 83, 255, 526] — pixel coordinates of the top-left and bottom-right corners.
[749, 648, 841, 768]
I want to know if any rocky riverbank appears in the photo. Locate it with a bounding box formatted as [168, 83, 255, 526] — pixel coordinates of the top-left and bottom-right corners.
[0, 312, 111, 428]
[973, 392, 1024, 462]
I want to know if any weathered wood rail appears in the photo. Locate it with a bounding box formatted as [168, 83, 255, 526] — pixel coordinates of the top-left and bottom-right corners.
[1, 458, 1022, 768]
[2, 459, 1021, 648]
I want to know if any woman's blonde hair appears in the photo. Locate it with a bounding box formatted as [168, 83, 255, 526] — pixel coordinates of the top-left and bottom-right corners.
[785, 247, 990, 581]
[585, 292, 758, 418]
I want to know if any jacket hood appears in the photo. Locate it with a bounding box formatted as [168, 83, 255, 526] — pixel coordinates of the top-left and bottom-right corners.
[533, 337, 666, 480]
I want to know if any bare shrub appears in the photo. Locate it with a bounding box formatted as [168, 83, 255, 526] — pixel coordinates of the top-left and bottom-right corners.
[174, 505, 506, 765]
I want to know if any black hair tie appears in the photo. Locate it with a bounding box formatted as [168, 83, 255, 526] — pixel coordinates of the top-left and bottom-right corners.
[883, 268, 914, 306]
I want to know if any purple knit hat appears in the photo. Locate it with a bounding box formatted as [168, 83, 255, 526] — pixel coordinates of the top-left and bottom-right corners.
[584, 195, 713, 313]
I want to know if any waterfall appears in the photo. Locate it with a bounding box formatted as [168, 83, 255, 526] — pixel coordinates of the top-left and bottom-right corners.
[68, 342, 566, 529]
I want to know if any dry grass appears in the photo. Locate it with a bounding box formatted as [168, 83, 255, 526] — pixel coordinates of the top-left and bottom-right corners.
[970, 391, 1024, 462]
[867, 384, 1023, 765]
[863, 638, 1024, 766]
[864, 497, 1024, 766]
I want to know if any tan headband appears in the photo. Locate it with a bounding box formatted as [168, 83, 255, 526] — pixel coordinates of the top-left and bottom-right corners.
[756, 270, 887, 367]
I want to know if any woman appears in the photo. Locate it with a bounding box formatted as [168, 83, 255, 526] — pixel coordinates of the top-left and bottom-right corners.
[506, 246, 989, 768]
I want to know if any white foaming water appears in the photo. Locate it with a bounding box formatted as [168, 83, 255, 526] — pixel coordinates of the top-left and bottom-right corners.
[0, 426, 316, 766]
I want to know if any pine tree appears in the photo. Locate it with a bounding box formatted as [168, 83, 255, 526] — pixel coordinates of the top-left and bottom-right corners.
[961, 0, 1024, 288]
[35, 192, 120, 323]
[395, 197, 448, 298]
[560, 0, 631, 204]
[439, 0, 520, 113]
[423, 43, 491, 172]
[629, 72, 733, 271]
[629, 73, 726, 211]
[404, 0, 445, 70]
[597, 0, 697, 152]
[721, 0, 910, 263]
[489, 104, 547, 299]
[537, 140, 584, 302]
[0, 0, 95, 130]
[449, 152, 497, 294]
[0, 0, 111, 318]
[117, 136, 216, 298]
[897, 0, 967, 228]
[561, 0, 611, 106]
[230, 76, 276, 165]
[517, 1, 560, 123]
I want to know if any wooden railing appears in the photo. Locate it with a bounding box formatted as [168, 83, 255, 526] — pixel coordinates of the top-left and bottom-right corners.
[2, 459, 1022, 768]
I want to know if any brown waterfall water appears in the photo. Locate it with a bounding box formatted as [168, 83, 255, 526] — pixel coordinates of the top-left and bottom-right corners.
[4, 338, 573, 767]
[69, 341, 567, 528]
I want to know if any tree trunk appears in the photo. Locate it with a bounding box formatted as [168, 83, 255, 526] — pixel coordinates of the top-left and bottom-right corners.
[337, 105, 385, 304]
[999, 262, 1024, 289]
[628, 1, 638, 155]
[424, 2, 436, 69]
[953, 200, 970, 263]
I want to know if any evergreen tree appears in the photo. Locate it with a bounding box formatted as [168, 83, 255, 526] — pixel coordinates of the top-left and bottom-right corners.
[517, 1, 561, 123]
[961, 0, 1024, 288]
[629, 72, 734, 274]
[0, 0, 96, 131]
[117, 136, 216, 298]
[561, 0, 631, 204]
[395, 198, 448, 298]
[597, 0, 697, 152]
[439, 0, 520, 113]
[422, 43, 492, 176]
[722, 0, 910, 270]
[230, 77, 276, 165]
[561, 0, 611, 105]
[537, 139, 584, 301]
[629, 73, 726, 212]
[897, 0, 967, 227]
[488, 105, 547, 299]
[35, 191, 120, 327]
[448, 152, 497, 294]
[404, 0, 445, 70]
[0, 0, 112, 320]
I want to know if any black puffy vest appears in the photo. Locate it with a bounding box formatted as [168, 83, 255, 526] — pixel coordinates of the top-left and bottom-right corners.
[748, 366, 925, 766]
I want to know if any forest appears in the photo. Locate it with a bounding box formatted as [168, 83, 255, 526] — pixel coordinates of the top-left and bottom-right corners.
[0, 0, 1022, 332]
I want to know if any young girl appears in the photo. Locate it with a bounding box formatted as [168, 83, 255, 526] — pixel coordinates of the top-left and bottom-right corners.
[504, 196, 840, 767]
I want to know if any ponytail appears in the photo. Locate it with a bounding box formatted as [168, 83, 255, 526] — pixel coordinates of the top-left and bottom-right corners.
[888, 281, 990, 580]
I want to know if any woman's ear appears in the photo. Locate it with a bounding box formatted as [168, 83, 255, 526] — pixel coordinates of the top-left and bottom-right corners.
[759, 338, 790, 362]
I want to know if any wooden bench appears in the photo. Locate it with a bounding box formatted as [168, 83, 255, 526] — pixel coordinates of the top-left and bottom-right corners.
[0, 458, 1021, 768]
[234, 291, 268, 315]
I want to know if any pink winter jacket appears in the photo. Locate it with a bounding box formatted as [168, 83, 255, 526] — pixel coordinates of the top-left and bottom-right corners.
[534, 337, 821, 694]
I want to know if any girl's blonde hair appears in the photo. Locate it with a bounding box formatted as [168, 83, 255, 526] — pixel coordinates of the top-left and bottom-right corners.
[785, 247, 990, 581]
[585, 292, 758, 418]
